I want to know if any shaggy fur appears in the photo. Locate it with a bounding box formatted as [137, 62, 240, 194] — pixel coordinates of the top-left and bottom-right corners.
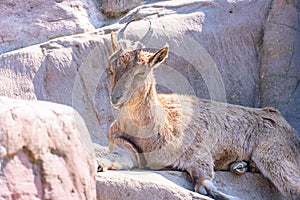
[98, 33, 300, 200]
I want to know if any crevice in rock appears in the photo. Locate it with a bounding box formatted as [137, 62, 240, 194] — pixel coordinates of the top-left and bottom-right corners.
[257, 0, 275, 108]
[271, 21, 298, 31]
[50, 147, 67, 159]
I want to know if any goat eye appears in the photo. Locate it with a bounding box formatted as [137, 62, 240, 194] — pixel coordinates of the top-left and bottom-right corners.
[135, 70, 146, 76]
[137, 71, 145, 76]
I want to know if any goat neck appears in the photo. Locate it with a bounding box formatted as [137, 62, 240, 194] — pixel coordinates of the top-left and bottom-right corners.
[117, 74, 167, 136]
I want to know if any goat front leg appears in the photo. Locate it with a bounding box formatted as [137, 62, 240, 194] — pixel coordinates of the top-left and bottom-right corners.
[187, 154, 240, 200]
[97, 138, 140, 172]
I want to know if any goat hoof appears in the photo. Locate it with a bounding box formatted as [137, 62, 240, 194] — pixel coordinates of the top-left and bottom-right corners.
[197, 180, 240, 200]
[97, 165, 107, 172]
[198, 186, 208, 195]
[97, 165, 103, 172]
[96, 157, 111, 172]
[230, 161, 248, 175]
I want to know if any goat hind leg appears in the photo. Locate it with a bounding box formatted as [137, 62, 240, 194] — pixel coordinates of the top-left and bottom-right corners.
[252, 147, 300, 199]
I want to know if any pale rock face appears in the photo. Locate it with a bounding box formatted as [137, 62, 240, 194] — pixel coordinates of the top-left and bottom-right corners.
[96, 170, 211, 200]
[0, 33, 114, 146]
[0, 0, 105, 54]
[0, 97, 96, 200]
[101, 0, 143, 18]
[96, 170, 286, 200]
[259, 0, 300, 133]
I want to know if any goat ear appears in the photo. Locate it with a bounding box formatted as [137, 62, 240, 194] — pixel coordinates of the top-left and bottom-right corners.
[111, 31, 120, 52]
[149, 45, 169, 68]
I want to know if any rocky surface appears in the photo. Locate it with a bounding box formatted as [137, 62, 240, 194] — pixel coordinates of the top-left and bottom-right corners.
[259, 0, 300, 132]
[96, 170, 286, 200]
[0, 0, 299, 199]
[96, 170, 210, 200]
[101, 0, 143, 18]
[0, 97, 96, 200]
[0, 33, 113, 145]
[0, 0, 105, 54]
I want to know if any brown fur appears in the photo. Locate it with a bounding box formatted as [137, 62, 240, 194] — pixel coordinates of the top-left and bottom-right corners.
[98, 34, 300, 200]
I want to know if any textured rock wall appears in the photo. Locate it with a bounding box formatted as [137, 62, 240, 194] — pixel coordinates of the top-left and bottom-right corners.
[0, 0, 105, 54]
[96, 170, 286, 200]
[0, 97, 96, 200]
[259, 0, 300, 133]
[101, 0, 143, 18]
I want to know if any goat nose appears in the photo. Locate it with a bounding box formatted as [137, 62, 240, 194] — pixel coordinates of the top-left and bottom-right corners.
[111, 90, 122, 105]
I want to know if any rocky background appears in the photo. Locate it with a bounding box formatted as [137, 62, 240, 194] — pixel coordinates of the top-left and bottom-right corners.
[0, 0, 299, 199]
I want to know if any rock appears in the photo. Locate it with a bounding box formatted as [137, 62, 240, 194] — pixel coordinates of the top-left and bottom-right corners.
[0, 32, 115, 145]
[96, 170, 211, 200]
[101, 0, 143, 18]
[0, 0, 105, 54]
[96, 170, 287, 200]
[259, 0, 300, 133]
[0, 97, 96, 200]
[214, 171, 286, 200]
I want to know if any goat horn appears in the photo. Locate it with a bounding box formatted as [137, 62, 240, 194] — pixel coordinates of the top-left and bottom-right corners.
[111, 31, 120, 52]
[109, 31, 122, 63]
[117, 19, 136, 50]
[137, 19, 152, 49]
[117, 19, 152, 50]
[109, 19, 153, 63]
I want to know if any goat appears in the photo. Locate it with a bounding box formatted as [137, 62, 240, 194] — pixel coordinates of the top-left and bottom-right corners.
[97, 31, 300, 200]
